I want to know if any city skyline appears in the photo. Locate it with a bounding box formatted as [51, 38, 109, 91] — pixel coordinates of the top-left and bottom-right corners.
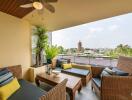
[52, 13, 132, 49]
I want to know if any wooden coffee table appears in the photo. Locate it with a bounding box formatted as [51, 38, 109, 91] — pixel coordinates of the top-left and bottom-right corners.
[35, 72, 82, 100]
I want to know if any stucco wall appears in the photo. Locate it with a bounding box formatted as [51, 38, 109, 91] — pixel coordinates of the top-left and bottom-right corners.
[0, 11, 31, 80]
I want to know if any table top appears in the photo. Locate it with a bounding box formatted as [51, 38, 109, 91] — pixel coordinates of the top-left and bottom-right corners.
[37, 72, 81, 89]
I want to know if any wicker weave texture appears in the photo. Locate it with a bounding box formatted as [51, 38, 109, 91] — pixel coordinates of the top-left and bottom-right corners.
[117, 56, 132, 74]
[40, 79, 68, 100]
[91, 66, 104, 78]
[91, 56, 132, 100]
[101, 76, 132, 100]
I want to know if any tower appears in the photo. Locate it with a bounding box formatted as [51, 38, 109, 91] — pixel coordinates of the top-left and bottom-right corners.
[78, 41, 82, 52]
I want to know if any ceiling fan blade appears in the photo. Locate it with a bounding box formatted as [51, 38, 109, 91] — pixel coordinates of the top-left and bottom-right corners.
[42, 2, 55, 13]
[44, 0, 58, 3]
[20, 3, 33, 8]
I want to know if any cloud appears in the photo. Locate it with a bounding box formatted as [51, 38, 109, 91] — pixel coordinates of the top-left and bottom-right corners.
[88, 27, 104, 33]
[115, 17, 121, 21]
[108, 25, 119, 31]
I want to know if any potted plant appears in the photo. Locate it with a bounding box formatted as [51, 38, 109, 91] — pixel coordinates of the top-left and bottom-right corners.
[33, 25, 48, 67]
[45, 45, 60, 68]
[30, 25, 49, 82]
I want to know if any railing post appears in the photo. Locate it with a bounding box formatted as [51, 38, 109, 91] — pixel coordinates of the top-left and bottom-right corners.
[110, 57, 112, 67]
[88, 56, 90, 64]
[74, 55, 75, 63]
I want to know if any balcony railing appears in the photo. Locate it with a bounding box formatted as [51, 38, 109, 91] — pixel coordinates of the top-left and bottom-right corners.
[57, 54, 118, 67]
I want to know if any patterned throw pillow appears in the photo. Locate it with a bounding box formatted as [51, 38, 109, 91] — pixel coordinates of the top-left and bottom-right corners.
[100, 67, 129, 77]
[0, 68, 13, 86]
[100, 67, 115, 77]
[0, 68, 9, 76]
[112, 67, 129, 76]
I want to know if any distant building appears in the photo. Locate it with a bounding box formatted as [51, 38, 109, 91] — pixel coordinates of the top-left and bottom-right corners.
[78, 41, 84, 52]
[84, 50, 95, 55]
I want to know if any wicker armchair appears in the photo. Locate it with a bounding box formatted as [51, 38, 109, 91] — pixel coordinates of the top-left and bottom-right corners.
[91, 56, 132, 100]
[40, 79, 68, 100]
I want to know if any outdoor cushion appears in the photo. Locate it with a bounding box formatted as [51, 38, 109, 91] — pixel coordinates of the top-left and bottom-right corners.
[0, 72, 13, 83]
[0, 77, 14, 87]
[0, 68, 9, 76]
[100, 67, 114, 77]
[103, 67, 114, 74]
[0, 78, 20, 100]
[0, 68, 14, 87]
[100, 69, 112, 77]
[112, 67, 129, 76]
[63, 64, 72, 69]
[8, 79, 46, 100]
[92, 78, 101, 89]
[62, 68, 90, 76]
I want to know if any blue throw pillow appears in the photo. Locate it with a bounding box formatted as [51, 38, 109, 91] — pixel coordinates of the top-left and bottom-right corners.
[100, 70, 111, 77]
[0, 76, 14, 87]
[104, 67, 115, 74]
[0, 72, 13, 83]
[0, 68, 9, 76]
[0, 68, 14, 87]
[100, 67, 113, 77]
[112, 67, 129, 76]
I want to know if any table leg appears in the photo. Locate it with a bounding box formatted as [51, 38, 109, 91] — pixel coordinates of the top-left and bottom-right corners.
[35, 77, 40, 86]
[78, 82, 82, 93]
[69, 92, 75, 100]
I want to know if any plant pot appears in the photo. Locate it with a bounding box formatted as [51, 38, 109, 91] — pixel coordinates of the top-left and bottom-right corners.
[29, 66, 46, 82]
[52, 58, 57, 69]
[47, 58, 52, 64]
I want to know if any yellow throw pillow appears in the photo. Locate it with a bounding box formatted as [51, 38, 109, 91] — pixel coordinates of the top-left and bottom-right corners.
[63, 64, 72, 70]
[0, 78, 20, 100]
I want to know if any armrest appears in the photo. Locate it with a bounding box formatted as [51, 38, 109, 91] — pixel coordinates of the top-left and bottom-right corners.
[91, 66, 104, 78]
[71, 63, 91, 72]
[40, 79, 68, 100]
[0, 65, 22, 79]
[101, 76, 132, 100]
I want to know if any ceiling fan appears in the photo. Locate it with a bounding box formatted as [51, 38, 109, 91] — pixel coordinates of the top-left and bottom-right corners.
[20, 0, 58, 13]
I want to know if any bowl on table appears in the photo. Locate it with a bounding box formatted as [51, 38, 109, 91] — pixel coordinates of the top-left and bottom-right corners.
[52, 70, 61, 75]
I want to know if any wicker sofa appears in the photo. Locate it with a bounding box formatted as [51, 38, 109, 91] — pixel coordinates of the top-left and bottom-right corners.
[0, 65, 67, 100]
[55, 63, 92, 86]
[91, 56, 132, 100]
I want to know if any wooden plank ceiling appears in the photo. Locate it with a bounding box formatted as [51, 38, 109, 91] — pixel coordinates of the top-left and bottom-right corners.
[0, 0, 34, 18]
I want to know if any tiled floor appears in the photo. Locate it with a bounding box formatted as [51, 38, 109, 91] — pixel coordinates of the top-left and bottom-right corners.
[40, 81, 99, 100]
[74, 81, 99, 100]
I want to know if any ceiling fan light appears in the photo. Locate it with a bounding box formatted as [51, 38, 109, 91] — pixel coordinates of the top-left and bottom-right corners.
[33, 2, 43, 10]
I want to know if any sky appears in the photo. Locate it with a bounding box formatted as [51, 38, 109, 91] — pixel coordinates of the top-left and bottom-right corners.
[52, 13, 132, 49]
